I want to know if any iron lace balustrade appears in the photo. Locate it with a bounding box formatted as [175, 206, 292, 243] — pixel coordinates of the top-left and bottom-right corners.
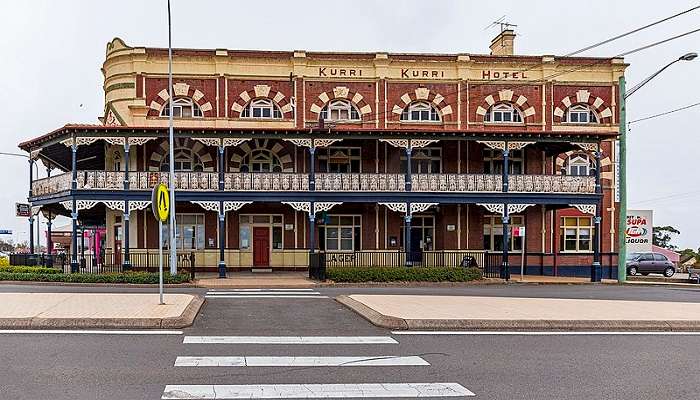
[31, 172, 71, 196]
[315, 173, 405, 192]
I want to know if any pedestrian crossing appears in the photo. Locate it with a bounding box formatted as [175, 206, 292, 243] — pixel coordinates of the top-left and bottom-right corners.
[162, 334, 475, 399]
[205, 288, 327, 299]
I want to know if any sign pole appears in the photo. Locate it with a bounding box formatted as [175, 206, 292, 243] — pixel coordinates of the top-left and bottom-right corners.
[159, 219, 164, 305]
[520, 228, 525, 281]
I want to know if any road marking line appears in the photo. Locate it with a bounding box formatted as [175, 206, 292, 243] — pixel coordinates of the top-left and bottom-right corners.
[204, 293, 328, 299]
[206, 291, 321, 295]
[161, 383, 474, 399]
[174, 355, 429, 367]
[392, 331, 700, 336]
[183, 336, 398, 344]
[0, 330, 183, 335]
[207, 288, 315, 292]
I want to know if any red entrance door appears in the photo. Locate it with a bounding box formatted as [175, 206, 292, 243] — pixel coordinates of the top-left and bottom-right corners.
[253, 227, 270, 267]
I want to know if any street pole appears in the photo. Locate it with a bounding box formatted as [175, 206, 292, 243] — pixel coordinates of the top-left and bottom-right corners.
[167, 0, 177, 275]
[617, 76, 627, 283]
[159, 219, 164, 305]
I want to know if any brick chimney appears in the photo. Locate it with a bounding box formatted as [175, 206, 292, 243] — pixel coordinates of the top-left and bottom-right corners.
[489, 29, 516, 56]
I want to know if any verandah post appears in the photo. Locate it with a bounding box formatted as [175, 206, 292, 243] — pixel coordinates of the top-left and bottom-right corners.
[501, 144, 510, 280]
[70, 141, 79, 273]
[591, 143, 602, 282]
[122, 141, 131, 270]
[218, 145, 226, 278]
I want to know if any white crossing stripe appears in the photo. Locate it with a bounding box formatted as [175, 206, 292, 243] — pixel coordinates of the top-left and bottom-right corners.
[183, 336, 398, 344]
[162, 383, 474, 399]
[0, 330, 183, 335]
[392, 331, 700, 336]
[175, 355, 429, 367]
[207, 288, 315, 292]
[206, 291, 321, 295]
[204, 294, 328, 299]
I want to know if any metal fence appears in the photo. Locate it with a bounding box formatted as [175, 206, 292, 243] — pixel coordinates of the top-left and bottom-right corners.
[9, 251, 196, 278]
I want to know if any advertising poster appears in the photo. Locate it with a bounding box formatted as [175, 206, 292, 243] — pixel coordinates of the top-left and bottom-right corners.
[626, 209, 653, 254]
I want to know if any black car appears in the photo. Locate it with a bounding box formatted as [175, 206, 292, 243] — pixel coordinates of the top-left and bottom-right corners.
[626, 252, 676, 277]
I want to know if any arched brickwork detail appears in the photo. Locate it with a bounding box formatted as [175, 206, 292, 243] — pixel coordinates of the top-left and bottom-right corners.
[231, 84, 293, 117]
[148, 138, 215, 172]
[228, 139, 294, 172]
[475, 88, 536, 123]
[147, 82, 215, 117]
[555, 150, 613, 183]
[309, 86, 372, 118]
[390, 88, 453, 121]
[553, 89, 613, 124]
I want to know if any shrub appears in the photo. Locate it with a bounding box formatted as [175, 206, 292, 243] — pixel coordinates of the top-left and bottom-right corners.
[0, 257, 8, 267]
[326, 266, 482, 283]
[0, 271, 191, 284]
[0, 266, 62, 274]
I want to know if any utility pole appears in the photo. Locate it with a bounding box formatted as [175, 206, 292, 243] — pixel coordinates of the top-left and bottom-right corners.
[617, 76, 627, 283]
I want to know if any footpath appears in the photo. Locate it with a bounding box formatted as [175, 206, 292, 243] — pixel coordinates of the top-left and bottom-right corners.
[338, 294, 700, 331]
[0, 293, 204, 329]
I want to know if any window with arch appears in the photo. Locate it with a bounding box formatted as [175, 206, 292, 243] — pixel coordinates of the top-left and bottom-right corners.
[160, 148, 204, 172]
[241, 98, 282, 119]
[563, 104, 598, 123]
[160, 97, 203, 118]
[566, 153, 592, 176]
[320, 99, 360, 121]
[400, 101, 440, 122]
[240, 149, 283, 173]
[484, 103, 523, 123]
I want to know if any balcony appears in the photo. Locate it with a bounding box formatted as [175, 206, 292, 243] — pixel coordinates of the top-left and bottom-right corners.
[31, 170, 596, 197]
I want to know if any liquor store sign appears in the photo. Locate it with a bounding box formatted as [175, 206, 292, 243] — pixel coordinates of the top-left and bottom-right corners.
[626, 209, 653, 254]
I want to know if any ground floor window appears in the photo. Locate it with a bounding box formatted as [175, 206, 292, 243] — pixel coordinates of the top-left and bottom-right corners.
[162, 214, 205, 250]
[320, 215, 361, 252]
[483, 215, 524, 252]
[239, 215, 284, 250]
[560, 216, 593, 252]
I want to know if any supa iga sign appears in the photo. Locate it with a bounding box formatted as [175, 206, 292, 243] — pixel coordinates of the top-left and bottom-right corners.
[626, 210, 653, 254]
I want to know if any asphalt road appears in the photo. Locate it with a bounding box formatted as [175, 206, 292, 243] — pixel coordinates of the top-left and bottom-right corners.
[1, 283, 699, 399]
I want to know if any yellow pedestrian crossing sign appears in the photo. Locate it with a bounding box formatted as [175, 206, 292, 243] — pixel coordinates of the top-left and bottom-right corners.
[152, 183, 170, 222]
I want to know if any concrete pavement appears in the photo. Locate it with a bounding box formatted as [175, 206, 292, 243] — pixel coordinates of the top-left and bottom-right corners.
[339, 294, 700, 330]
[0, 293, 204, 329]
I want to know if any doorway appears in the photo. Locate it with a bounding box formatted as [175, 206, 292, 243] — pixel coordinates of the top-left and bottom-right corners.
[253, 226, 270, 267]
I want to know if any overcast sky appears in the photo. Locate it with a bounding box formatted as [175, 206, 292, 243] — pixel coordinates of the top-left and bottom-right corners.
[1, 0, 698, 249]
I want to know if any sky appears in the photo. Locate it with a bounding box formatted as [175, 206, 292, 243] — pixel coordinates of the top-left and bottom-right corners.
[0, 0, 698, 249]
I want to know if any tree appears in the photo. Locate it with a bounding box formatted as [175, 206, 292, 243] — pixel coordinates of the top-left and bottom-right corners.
[652, 226, 681, 250]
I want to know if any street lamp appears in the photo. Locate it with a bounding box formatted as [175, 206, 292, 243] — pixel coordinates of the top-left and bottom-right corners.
[617, 52, 696, 283]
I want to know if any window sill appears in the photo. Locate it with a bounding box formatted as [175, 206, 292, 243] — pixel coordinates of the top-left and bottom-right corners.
[483, 122, 526, 127]
[398, 121, 443, 125]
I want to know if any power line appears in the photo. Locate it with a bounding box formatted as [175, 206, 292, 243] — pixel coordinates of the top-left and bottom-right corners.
[628, 101, 700, 124]
[564, 5, 700, 56]
[631, 190, 700, 205]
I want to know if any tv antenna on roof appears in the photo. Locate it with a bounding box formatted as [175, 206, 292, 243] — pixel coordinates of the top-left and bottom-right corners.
[484, 15, 517, 32]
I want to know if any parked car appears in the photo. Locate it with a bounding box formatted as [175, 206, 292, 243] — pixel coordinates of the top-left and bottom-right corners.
[627, 252, 676, 277]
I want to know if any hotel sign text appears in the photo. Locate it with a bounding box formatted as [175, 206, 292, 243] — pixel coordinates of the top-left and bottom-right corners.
[481, 70, 529, 80]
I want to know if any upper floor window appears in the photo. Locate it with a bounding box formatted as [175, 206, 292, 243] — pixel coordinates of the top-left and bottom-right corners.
[484, 103, 523, 123]
[566, 154, 592, 176]
[160, 148, 204, 172]
[400, 101, 440, 122]
[112, 151, 122, 172]
[318, 147, 361, 173]
[241, 149, 282, 173]
[160, 98, 203, 118]
[320, 99, 360, 122]
[483, 149, 523, 174]
[241, 98, 282, 119]
[401, 147, 442, 173]
[563, 104, 598, 123]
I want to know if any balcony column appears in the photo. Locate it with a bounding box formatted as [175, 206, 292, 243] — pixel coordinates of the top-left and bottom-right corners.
[70, 142, 79, 273]
[28, 158, 35, 254]
[218, 145, 226, 278]
[591, 145, 603, 282]
[46, 211, 53, 265]
[309, 146, 316, 191]
[501, 146, 510, 280]
[122, 142, 131, 270]
[405, 146, 413, 192]
[404, 206, 412, 266]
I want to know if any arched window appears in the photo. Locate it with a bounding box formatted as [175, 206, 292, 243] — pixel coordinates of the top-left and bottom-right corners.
[241, 149, 282, 173]
[562, 104, 598, 123]
[241, 98, 282, 119]
[160, 98, 203, 118]
[160, 148, 204, 172]
[484, 103, 523, 123]
[400, 101, 440, 122]
[566, 154, 592, 176]
[320, 99, 360, 121]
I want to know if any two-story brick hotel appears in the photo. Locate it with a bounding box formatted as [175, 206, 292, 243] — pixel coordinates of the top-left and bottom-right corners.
[20, 30, 624, 279]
